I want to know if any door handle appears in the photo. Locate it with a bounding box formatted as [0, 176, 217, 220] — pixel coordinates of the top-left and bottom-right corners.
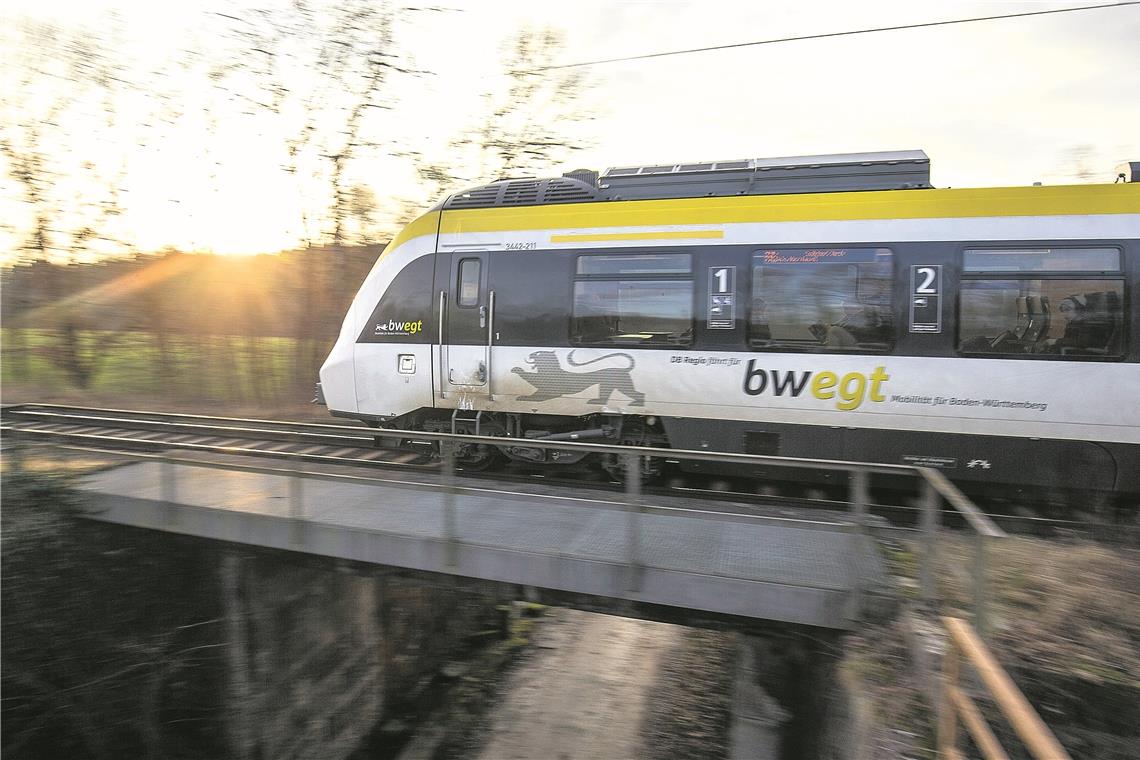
[438, 290, 447, 397]
[477, 361, 486, 383]
[487, 290, 495, 398]
[479, 305, 487, 328]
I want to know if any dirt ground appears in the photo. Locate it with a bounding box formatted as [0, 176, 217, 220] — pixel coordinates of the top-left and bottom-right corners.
[472, 609, 683, 760]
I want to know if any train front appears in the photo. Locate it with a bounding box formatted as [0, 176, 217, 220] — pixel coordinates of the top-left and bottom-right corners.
[317, 211, 441, 422]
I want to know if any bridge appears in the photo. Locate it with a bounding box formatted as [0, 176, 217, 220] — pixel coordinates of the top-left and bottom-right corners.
[5, 406, 1029, 759]
[4, 406, 997, 631]
[77, 452, 886, 630]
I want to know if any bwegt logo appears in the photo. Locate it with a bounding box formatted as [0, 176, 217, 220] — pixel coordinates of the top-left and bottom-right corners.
[743, 359, 889, 411]
[375, 319, 423, 335]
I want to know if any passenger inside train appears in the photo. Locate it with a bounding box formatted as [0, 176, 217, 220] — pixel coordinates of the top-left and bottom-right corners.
[1047, 293, 1118, 354]
[960, 289, 1121, 356]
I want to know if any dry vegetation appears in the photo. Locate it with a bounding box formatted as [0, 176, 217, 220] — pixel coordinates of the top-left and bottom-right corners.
[938, 536, 1139, 689]
[844, 534, 1139, 759]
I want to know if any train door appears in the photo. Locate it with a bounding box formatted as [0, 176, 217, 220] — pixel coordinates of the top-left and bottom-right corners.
[439, 252, 493, 403]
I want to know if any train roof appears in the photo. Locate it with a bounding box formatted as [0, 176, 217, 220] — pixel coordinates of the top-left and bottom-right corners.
[438, 149, 1140, 213]
[441, 149, 933, 210]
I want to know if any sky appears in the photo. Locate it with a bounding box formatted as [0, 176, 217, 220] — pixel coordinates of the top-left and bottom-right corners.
[2, 0, 1139, 260]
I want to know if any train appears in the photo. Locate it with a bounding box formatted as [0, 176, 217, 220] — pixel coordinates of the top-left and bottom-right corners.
[318, 150, 1140, 507]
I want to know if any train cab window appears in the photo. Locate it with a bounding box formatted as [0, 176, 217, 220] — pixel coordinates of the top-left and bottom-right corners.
[749, 248, 894, 352]
[958, 247, 1124, 359]
[571, 253, 693, 346]
[457, 258, 481, 307]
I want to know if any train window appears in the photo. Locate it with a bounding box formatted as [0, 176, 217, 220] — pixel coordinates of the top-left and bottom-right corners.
[577, 253, 691, 276]
[963, 247, 1120, 273]
[749, 248, 894, 352]
[571, 253, 693, 346]
[457, 258, 480, 307]
[958, 246, 1125, 359]
[571, 281, 693, 346]
[958, 279, 1124, 358]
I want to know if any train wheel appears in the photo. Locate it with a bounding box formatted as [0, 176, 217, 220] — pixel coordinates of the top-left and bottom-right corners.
[455, 444, 503, 472]
[600, 452, 664, 483]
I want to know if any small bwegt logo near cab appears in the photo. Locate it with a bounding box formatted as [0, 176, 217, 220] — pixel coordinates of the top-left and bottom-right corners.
[375, 319, 423, 336]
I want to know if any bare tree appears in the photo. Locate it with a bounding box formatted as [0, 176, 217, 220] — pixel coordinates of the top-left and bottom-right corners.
[0, 20, 130, 264]
[207, 0, 428, 388]
[211, 0, 427, 248]
[0, 20, 137, 389]
[461, 27, 595, 182]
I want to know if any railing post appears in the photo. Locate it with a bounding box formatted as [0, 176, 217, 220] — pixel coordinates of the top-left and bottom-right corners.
[974, 532, 989, 641]
[160, 456, 179, 527]
[625, 452, 642, 592]
[7, 428, 26, 474]
[937, 638, 960, 757]
[846, 469, 871, 622]
[289, 465, 305, 548]
[442, 442, 458, 570]
[919, 475, 940, 606]
[849, 468, 869, 531]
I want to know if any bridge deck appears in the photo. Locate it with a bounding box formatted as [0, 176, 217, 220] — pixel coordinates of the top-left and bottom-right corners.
[78, 461, 887, 629]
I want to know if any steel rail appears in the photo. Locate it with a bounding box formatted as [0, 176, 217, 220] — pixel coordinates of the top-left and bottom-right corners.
[12, 441, 856, 532]
[1, 425, 424, 469]
[3, 403, 1001, 522]
[3, 402, 368, 429]
[14, 419, 1068, 536]
[4, 404, 376, 434]
[0, 404, 934, 472]
[6, 409, 377, 445]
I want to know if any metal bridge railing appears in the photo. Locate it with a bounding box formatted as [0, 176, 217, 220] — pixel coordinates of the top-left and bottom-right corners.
[939, 616, 1072, 760]
[3, 418, 1004, 627]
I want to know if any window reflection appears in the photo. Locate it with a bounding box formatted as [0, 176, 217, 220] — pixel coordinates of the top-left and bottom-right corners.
[750, 248, 894, 352]
[572, 280, 692, 346]
[959, 280, 1123, 357]
[571, 253, 693, 346]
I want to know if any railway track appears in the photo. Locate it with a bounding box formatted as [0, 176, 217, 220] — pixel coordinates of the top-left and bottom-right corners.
[1, 403, 432, 468]
[2, 403, 1130, 540]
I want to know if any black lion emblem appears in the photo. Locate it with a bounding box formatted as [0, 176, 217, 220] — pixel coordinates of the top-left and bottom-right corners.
[511, 350, 645, 406]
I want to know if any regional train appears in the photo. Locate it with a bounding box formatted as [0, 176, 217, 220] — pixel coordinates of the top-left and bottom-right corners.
[318, 150, 1140, 506]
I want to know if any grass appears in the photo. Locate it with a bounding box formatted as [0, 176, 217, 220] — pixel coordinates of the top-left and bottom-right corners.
[2, 328, 326, 407]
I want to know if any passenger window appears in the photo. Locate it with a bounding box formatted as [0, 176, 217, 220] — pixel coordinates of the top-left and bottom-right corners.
[577, 253, 692, 276]
[963, 247, 1120, 273]
[571, 253, 693, 346]
[457, 258, 480, 307]
[958, 247, 1124, 359]
[959, 279, 1124, 357]
[749, 248, 894, 352]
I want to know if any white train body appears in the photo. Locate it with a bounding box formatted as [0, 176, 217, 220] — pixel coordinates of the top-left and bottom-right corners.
[321, 151, 1140, 495]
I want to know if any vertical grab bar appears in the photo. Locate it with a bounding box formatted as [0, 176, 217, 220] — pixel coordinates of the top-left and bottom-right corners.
[437, 290, 447, 398]
[487, 290, 495, 398]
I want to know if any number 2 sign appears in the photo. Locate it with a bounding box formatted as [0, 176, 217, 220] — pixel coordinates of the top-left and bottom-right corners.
[910, 265, 942, 333]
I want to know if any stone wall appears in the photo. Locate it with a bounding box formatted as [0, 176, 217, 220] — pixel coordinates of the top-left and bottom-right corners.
[220, 551, 506, 760]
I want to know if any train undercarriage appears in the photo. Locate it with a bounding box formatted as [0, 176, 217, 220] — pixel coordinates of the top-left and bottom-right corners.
[371, 409, 669, 479]
[360, 408, 1139, 523]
